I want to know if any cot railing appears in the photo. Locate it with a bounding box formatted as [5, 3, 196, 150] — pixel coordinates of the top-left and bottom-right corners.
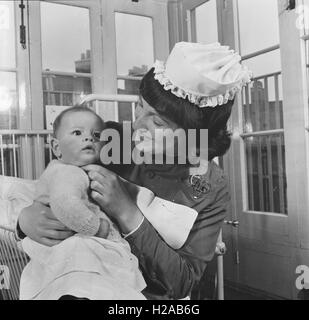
[0, 225, 29, 300]
[0, 130, 53, 180]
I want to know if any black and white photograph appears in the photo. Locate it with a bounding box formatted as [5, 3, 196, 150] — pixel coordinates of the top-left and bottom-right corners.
[0, 0, 309, 303]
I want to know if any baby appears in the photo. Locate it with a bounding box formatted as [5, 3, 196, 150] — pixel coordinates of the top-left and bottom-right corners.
[19, 106, 146, 300]
[41, 106, 111, 238]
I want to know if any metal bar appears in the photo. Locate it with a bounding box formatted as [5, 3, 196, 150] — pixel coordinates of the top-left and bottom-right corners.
[8, 238, 24, 285]
[257, 138, 265, 211]
[36, 134, 43, 178]
[43, 89, 81, 95]
[59, 92, 63, 106]
[0, 130, 52, 135]
[241, 44, 280, 61]
[81, 94, 139, 104]
[0, 224, 15, 233]
[252, 71, 281, 82]
[48, 134, 53, 162]
[244, 85, 255, 209]
[12, 134, 17, 177]
[246, 141, 255, 211]
[24, 134, 31, 179]
[186, 9, 193, 42]
[117, 75, 143, 81]
[216, 231, 224, 300]
[42, 70, 91, 78]
[0, 66, 18, 73]
[114, 101, 119, 123]
[0, 239, 8, 282]
[51, 92, 56, 105]
[0, 143, 19, 150]
[0, 135, 5, 175]
[95, 100, 99, 114]
[274, 75, 285, 214]
[264, 78, 274, 212]
[131, 102, 136, 122]
[243, 85, 250, 131]
[0, 238, 13, 300]
[253, 81, 264, 211]
[2, 236, 19, 299]
[240, 129, 285, 138]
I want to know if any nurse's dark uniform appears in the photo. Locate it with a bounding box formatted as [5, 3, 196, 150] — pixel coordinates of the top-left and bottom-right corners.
[108, 122, 230, 300]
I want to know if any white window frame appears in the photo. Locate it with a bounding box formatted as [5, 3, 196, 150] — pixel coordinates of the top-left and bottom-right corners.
[28, 0, 104, 128]
[100, 0, 170, 121]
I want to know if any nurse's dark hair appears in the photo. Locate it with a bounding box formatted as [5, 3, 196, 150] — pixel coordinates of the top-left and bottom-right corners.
[52, 105, 104, 138]
[140, 68, 233, 160]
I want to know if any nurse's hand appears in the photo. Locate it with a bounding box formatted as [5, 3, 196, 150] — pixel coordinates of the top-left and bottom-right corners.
[18, 201, 74, 246]
[83, 165, 144, 234]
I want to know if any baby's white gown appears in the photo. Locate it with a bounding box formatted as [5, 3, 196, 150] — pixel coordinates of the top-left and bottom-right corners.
[20, 234, 146, 300]
[19, 160, 146, 300]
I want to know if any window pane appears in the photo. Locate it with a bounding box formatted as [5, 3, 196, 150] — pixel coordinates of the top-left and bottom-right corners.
[238, 0, 280, 55]
[41, 2, 91, 73]
[42, 74, 91, 128]
[0, 1, 16, 69]
[243, 50, 281, 79]
[117, 78, 141, 122]
[195, 0, 218, 44]
[115, 13, 154, 121]
[245, 134, 287, 214]
[238, 1, 287, 215]
[115, 13, 154, 76]
[41, 3, 92, 128]
[0, 71, 18, 129]
[243, 74, 284, 133]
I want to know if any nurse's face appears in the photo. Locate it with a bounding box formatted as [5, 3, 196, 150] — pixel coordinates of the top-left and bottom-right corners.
[132, 97, 181, 156]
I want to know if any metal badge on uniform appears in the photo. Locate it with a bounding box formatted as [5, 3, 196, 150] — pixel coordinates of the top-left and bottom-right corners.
[189, 175, 211, 199]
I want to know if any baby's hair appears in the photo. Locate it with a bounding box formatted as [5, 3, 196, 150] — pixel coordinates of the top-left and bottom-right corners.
[53, 105, 104, 138]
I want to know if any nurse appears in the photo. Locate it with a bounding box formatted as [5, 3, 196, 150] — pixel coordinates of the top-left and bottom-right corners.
[17, 42, 252, 300]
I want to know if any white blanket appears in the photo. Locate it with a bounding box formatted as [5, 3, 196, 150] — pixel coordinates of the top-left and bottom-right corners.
[0, 176, 36, 229]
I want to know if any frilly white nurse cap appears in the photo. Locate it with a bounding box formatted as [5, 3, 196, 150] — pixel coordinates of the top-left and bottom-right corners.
[153, 42, 253, 108]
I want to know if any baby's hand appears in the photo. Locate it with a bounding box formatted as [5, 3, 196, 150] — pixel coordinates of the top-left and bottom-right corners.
[95, 219, 110, 238]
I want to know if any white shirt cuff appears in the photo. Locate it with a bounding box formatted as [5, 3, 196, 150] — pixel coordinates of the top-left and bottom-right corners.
[122, 216, 145, 239]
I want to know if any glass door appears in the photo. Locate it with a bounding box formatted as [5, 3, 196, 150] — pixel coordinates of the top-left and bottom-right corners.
[221, 0, 309, 298]
[182, 0, 309, 299]
[100, 0, 170, 121]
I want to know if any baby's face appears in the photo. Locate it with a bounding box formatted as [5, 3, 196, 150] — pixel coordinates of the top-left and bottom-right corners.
[55, 111, 104, 166]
